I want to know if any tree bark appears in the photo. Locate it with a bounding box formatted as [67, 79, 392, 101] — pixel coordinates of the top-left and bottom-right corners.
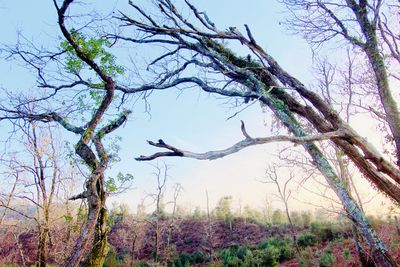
[82, 177, 109, 267]
[37, 227, 49, 267]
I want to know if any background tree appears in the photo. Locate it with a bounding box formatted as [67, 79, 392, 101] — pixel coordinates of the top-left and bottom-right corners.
[272, 209, 287, 225]
[263, 165, 300, 253]
[149, 163, 168, 263]
[214, 196, 234, 227]
[0, 122, 74, 266]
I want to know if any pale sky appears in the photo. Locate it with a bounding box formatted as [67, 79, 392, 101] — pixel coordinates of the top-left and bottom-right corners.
[0, 0, 392, 216]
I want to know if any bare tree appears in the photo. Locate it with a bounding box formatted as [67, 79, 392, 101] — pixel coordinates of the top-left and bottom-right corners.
[148, 162, 169, 263]
[0, 122, 70, 267]
[263, 165, 300, 253]
[205, 190, 214, 259]
[165, 183, 183, 263]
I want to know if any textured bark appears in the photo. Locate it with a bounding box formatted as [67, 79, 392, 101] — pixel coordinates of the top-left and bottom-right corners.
[83, 203, 109, 267]
[37, 227, 49, 267]
[352, 225, 375, 267]
[64, 173, 102, 267]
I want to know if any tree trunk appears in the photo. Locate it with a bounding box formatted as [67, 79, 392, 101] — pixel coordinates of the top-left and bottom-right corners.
[14, 231, 27, 267]
[83, 199, 109, 266]
[63, 173, 108, 267]
[284, 203, 300, 255]
[352, 225, 375, 267]
[37, 227, 49, 267]
[130, 231, 137, 267]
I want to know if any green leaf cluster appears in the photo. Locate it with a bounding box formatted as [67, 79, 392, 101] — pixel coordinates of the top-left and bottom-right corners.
[106, 172, 134, 193]
[105, 177, 117, 193]
[60, 29, 124, 77]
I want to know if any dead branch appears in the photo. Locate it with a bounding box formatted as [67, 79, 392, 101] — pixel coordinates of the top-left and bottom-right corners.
[136, 122, 346, 161]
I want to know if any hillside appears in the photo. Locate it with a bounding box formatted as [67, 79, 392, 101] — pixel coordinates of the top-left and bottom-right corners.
[3, 217, 400, 266]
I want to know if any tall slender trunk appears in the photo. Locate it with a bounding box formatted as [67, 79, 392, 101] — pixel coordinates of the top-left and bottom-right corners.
[14, 231, 27, 267]
[130, 231, 137, 266]
[37, 226, 49, 267]
[284, 202, 300, 255]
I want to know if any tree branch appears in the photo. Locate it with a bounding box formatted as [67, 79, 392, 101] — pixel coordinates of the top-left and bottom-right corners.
[136, 123, 346, 161]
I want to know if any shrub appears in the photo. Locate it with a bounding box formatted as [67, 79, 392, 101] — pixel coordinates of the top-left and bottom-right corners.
[297, 232, 317, 248]
[219, 248, 241, 266]
[258, 237, 294, 262]
[301, 211, 313, 227]
[310, 222, 342, 242]
[242, 250, 259, 267]
[271, 209, 286, 225]
[176, 253, 191, 267]
[190, 251, 208, 264]
[342, 248, 352, 261]
[320, 248, 336, 267]
[262, 246, 281, 266]
[236, 246, 251, 260]
[216, 238, 295, 266]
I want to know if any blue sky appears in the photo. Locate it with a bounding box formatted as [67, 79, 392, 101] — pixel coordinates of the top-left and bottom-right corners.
[0, 0, 388, 215]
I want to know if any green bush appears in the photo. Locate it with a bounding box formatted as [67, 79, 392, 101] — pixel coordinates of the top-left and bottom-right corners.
[215, 237, 294, 266]
[236, 246, 251, 260]
[320, 248, 336, 267]
[190, 251, 208, 264]
[310, 222, 342, 242]
[297, 232, 317, 248]
[219, 248, 241, 266]
[242, 249, 259, 267]
[342, 248, 352, 262]
[176, 253, 191, 267]
[262, 246, 281, 266]
[258, 237, 294, 262]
